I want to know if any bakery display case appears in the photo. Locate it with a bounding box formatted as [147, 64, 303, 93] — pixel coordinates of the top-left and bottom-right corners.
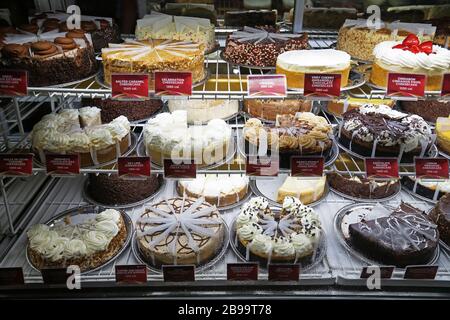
[1, 0, 450, 301]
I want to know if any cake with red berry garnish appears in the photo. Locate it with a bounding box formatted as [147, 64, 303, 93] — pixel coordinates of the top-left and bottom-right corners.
[370, 34, 450, 91]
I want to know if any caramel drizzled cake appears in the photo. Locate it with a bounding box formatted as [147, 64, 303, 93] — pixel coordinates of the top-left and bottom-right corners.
[136, 197, 225, 268]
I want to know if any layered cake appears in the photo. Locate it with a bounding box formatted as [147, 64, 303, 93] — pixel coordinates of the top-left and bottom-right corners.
[436, 117, 450, 154]
[86, 174, 161, 206]
[177, 174, 249, 207]
[276, 176, 326, 205]
[347, 203, 439, 267]
[102, 39, 205, 86]
[337, 19, 435, 61]
[27, 209, 127, 271]
[82, 98, 163, 123]
[235, 196, 322, 264]
[244, 113, 333, 168]
[340, 104, 432, 160]
[430, 193, 450, 246]
[223, 27, 308, 67]
[276, 49, 351, 90]
[329, 172, 399, 200]
[402, 176, 450, 202]
[32, 108, 131, 167]
[401, 100, 450, 123]
[243, 99, 312, 122]
[295, 8, 357, 29]
[370, 35, 450, 91]
[143, 111, 232, 167]
[168, 99, 239, 124]
[135, 12, 215, 52]
[0, 30, 97, 86]
[136, 197, 225, 267]
[326, 97, 394, 118]
[224, 10, 277, 28]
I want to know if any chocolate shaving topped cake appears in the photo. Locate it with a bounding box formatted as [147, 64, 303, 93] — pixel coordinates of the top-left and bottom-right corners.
[340, 104, 433, 160]
[430, 193, 450, 246]
[347, 203, 439, 267]
[223, 27, 308, 67]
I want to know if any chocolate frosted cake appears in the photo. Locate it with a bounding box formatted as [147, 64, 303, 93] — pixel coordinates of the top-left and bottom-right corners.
[223, 27, 308, 67]
[86, 174, 161, 206]
[328, 172, 399, 200]
[340, 104, 432, 161]
[400, 100, 450, 123]
[348, 203, 439, 267]
[82, 98, 163, 123]
[430, 194, 450, 246]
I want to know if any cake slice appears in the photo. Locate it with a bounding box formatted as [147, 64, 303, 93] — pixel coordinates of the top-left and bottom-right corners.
[276, 176, 326, 205]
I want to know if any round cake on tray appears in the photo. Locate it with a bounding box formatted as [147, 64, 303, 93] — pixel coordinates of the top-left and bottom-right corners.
[136, 197, 225, 268]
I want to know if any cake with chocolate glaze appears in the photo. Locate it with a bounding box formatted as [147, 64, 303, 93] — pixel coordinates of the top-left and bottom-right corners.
[223, 27, 308, 67]
[401, 100, 450, 123]
[430, 193, 450, 246]
[340, 104, 432, 161]
[243, 99, 312, 122]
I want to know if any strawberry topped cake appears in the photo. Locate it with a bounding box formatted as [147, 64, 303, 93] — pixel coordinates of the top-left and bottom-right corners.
[370, 34, 450, 91]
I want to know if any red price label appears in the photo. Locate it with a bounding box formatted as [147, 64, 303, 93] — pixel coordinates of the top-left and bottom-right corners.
[115, 265, 147, 284]
[360, 266, 394, 279]
[442, 73, 450, 98]
[227, 263, 258, 281]
[247, 75, 287, 97]
[155, 71, 192, 96]
[268, 264, 300, 281]
[246, 156, 279, 177]
[0, 267, 25, 286]
[291, 156, 324, 177]
[111, 73, 149, 100]
[387, 73, 426, 99]
[41, 268, 68, 285]
[365, 158, 399, 180]
[404, 266, 438, 280]
[304, 73, 341, 98]
[0, 154, 33, 177]
[0, 70, 28, 96]
[118, 157, 151, 179]
[415, 158, 449, 180]
[45, 154, 80, 176]
[163, 159, 196, 179]
[162, 265, 195, 282]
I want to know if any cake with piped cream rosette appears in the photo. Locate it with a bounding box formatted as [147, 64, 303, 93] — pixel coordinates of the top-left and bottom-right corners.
[235, 196, 322, 264]
[27, 209, 127, 272]
[370, 34, 450, 91]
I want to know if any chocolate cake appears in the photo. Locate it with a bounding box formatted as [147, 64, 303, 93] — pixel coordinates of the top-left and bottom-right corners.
[328, 172, 399, 200]
[89, 20, 122, 52]
[224, 10, 277, 28]
[86, 174, 161, 206]
[82, 98, 163, 123]
[430, 193, 450, 246]
[348, 203, 439, 267]
[400, 100, 450, 123]
[223, 27, 308, 67]
[401, 176, 450, 202]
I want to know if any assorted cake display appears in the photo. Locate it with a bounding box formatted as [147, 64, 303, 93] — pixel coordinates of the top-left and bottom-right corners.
[27, 209, 127, 272]
[168, 99, 239, 124]
[243, 99, 312, 122]
[234, 196, 322, 264]
[136, 197, 225, 268]
[31, 108, 131, 167]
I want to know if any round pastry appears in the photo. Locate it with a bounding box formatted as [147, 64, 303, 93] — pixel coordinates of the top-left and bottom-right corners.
[401, 100, 450, 123]
[326, 97, 394, 118]
[136, 197, 225, 267]
[370, 35, 450, 91]
[168, 99, 239, 124]
[177, 174, 249, 207]
[143, 111, 232, 167]
[235, 196, 322, 264]
[340, 104, 432, 160]
[243, 99, 312, 122]
[27, 209, 127, 272]
[430, 193, 450, 246]
[276, 49, 351, 90]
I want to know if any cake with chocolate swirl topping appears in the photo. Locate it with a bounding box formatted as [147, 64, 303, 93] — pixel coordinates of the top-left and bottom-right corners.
[136, 197, 225, 268]
[0, 30, 97, 86]
[339, 104, 432, 161]
[235, 196, 322, 264]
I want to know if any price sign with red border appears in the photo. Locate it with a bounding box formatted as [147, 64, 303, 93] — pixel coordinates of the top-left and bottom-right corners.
[387, 73, 426, 99]
[415, 157, 449, 181]
[291, 156, 324, 177]
[155, 71, 192, 96]
[163, 159, 196, 179]
[118, 156, 151, 179]
[360, 266, 394, 279]
[404, 265, 438, 280]
[45, 154, 80, 176]
[0, 70, 28, 96]
[227, 263, 258, 281]
[247, 75, 287, 97]
[442, 73, 450, 98]
[162, 265, 195, 282]
[365, 158, 399, 180]
[268, 264, 300, 281]
[304, 73, 341, 99]
[115, 265, 147, 284]
[246, 156, 279, 177]
[0, 154, 33, 177]
[111, 73, 149, 100]
[0, 267, 25, 286]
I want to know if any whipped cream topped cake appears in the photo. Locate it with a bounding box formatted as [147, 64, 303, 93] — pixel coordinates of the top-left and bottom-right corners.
[136, 197, 225, 267]
[27, 209, 127, 271]
[177, 174, 249, 207]
[370, 34, 450, 91]
[143, 110, 232, 167]
[223, 27, 308, 67]
[32, 108, 131, 167]
[340, 104, 432, 160]
[235, 196, 322, 264]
